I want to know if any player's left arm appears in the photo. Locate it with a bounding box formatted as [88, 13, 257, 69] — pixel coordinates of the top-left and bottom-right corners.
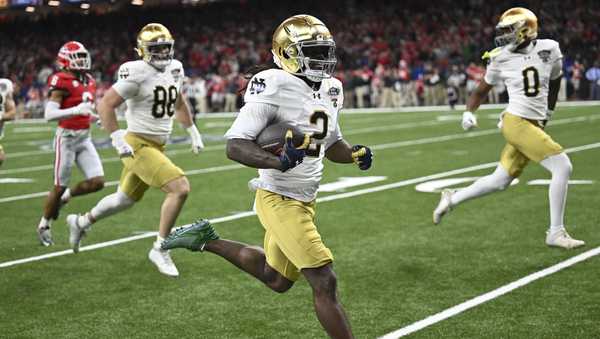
[325, 131, 373, 170]
[175, 92, 204, 153]
[546, 57, 563, 122]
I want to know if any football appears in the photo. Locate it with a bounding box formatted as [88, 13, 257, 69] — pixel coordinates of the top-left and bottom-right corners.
[255, 121, 305, 155]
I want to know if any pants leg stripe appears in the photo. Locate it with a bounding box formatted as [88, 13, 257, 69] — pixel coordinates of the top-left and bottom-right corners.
[54, 134, 61, 186]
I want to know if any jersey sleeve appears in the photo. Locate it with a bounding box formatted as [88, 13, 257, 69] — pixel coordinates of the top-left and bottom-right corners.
[224, 102, 278, 140]
[112, 62, 145, 100]
[47, 73, 72, 93]
[483, 58, 502, 85]
[243, 70, 281, 106]
[324, 122, 343, 150]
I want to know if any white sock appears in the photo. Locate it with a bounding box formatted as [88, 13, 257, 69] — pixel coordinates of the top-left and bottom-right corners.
[154, 236, 165, 250]
[540, 153, 572, 232]
[77, 212, 94, 230]
[451, 165, 514, 206]
[61, 188, 71, 203]
[89, 190, 135, 223]
[38, 217, 51, 229]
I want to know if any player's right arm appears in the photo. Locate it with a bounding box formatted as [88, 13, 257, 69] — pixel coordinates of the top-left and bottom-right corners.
[462, 80, 493, 130]
[44, 88, 94, 122]
[225, 102, 286, 170]
[1, 92, 16, 121]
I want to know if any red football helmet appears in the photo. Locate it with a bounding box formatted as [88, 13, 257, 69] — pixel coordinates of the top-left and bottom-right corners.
[57, 41, 91, 71]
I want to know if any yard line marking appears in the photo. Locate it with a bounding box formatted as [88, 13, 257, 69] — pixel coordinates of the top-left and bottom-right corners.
[4, 113, 599, 161]
[378, 246, 600, 339]
[3, 112, 600, 176]
[1, 141, 599, 268]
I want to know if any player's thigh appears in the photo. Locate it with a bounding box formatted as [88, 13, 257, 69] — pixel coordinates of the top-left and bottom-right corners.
[0, 144, 4, 162]
[502, 113, 563, 163]
[54, 134, 77, 187]
[255, 189, 333, 276]
[263, 229, 301, 281]
[118, 166, 149, 202]
[122, 135, 184, 189]
[75, 138, 104, 179]
[499, 143, 530, 177]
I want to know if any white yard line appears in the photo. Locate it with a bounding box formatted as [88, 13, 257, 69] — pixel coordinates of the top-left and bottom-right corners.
[1, 141, 598, 269]
[378, 246, 600, 339]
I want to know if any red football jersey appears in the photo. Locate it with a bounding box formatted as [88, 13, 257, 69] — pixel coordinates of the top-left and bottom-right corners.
[47, 71, 96, 130]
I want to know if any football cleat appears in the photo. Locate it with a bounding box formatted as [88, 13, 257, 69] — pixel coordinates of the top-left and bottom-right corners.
[148, 245, 179, 277]
[161, 219, 220, 252]
[66, 214, 87, 253]
[433, 189, 455, 225]
[546, 228, 585, 249]
[37, 226, 54, 247]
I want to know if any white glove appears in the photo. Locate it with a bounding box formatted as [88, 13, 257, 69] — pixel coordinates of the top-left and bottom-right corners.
[186, 125, 204, 154]
[74, 102, 95, 116]
[110, 129, 134, 158]
[462, 111, 478, 131]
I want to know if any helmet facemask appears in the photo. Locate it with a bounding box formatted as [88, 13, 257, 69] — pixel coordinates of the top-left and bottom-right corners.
[494, 21, 528, 51]
[67, 50, 91, 71]
[140, 40, 174, 70]
[276, 39, 337, 82]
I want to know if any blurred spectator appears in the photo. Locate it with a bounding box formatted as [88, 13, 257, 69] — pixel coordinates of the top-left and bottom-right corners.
[585, 62, 600, 100]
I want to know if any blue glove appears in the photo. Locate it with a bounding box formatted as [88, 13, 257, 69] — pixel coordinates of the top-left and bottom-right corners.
[351, 145, 373, 170]
[279, 130, 310, 172]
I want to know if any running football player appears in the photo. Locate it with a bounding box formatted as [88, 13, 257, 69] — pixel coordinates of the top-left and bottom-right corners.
[162, 15, 373, 338]
[433, 8, 584, 249]
[66, 23, 204, 277]
[0, 78, 16, 167]
[37, 41, 105, 246]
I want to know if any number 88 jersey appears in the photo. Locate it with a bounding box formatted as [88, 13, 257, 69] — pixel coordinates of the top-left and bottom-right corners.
[484, 39, 563, 121]
[113, 59, 184, 136]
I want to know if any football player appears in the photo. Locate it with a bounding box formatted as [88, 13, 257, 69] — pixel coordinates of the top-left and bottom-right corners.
[433, 8, 584, 249]
[162, 15, 372, 338]
[0, 78, 16, 167]
[37, 41, 105, 246]
[66, 23, 204, 277]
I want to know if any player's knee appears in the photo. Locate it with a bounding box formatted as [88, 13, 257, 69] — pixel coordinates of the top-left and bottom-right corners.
[310, 269, 338, 299]
[168, 177, 191, 197]
[116, 191, 136, 208]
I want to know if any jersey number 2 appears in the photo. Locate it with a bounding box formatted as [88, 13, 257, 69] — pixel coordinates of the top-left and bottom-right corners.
[522, 66, 540, 97]
[152, 85, 178, 118]
[306, 111, 328, 157]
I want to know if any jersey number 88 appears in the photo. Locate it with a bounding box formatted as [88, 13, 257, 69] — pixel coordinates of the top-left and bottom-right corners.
[152, 85, 178, 118]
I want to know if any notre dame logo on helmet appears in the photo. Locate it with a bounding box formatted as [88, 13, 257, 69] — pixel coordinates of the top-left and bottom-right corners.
[249, 78, 266, 95]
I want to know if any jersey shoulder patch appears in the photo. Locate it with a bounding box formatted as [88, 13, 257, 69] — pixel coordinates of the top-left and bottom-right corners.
[117, 60, 149, 83]
[243, 69, 285, 105]
[536, 39, 562, 62]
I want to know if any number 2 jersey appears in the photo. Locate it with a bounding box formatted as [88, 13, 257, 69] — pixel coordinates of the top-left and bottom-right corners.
[225, 69, 345, 202]
[112, 59, 184, 137]
[484, 39, 563, 121]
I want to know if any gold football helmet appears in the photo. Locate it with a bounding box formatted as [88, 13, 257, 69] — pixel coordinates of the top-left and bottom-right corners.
[495, 7, 538, 50]
[135, 23, 174, 70]
[272, 14, 337, 81]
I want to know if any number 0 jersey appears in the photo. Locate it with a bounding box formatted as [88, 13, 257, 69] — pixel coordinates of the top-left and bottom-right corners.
[484, 39, 563, 120]
[225, 69, 344, 202]
[113, 59, 185, 136]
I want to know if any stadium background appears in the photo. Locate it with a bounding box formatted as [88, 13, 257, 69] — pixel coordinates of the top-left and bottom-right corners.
[1, 0, 599, 118]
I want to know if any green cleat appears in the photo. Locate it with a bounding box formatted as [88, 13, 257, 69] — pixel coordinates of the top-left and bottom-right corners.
[162, 219, 220, 252]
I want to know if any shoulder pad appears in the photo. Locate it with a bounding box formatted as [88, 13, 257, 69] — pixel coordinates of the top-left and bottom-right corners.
[243, 69, 285, 105]
[117, 60, 148, 83]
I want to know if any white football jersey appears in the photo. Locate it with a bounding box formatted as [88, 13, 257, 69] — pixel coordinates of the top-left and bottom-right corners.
[484, 39, 563, 120]
[113, 59, 185, 136]
[0, 78, 14, 115]
[225, 69, 344, 202]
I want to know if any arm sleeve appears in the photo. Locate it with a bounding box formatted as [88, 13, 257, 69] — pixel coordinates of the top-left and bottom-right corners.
[224, 102, 278, 140]
[324, 122, 344, 150]
[112, 63, 142, 100]
[44, 101, 78, 121]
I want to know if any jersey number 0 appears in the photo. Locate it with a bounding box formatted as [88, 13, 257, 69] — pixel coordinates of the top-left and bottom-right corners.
[152, 85, 178, 118]
[522, 66, 540, 97]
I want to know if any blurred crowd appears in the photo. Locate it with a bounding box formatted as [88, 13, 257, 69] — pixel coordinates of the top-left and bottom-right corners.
[1, 0, 599, 118]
